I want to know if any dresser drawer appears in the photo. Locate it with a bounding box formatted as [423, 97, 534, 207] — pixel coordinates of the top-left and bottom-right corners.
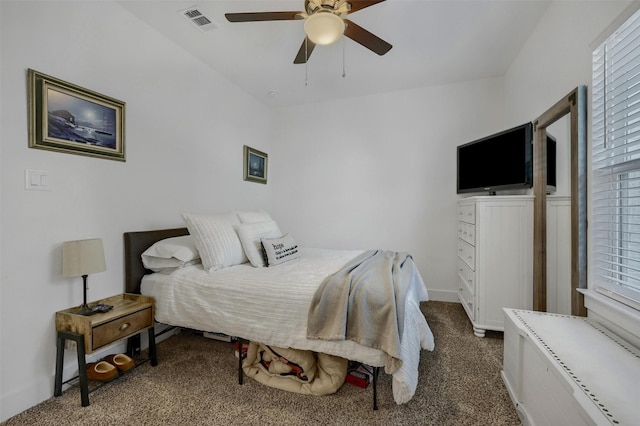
[458, 274, 474, 321]
[458, 203, 476, 224]
[458, 239, 475, 270]
[92, 307, 153, 351]
[458, 257, 475, 293]
[458, 221, 476, 246]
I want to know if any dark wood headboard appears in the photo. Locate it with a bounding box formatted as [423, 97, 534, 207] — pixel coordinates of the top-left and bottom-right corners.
[123, 227, 189, 294]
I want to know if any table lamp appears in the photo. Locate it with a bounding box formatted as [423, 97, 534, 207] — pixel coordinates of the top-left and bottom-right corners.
[62, 238, 106, 315]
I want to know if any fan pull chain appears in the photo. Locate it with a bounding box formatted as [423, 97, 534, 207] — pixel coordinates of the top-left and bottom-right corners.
[342, 36, 346, 78]
[305, 37, 309, 86]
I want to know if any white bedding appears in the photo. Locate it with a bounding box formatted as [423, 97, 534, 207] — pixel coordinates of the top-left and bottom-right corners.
[141, 247, 435, 404]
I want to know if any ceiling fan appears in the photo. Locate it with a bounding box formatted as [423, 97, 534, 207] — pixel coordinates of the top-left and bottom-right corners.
[225, 0, 392, 64]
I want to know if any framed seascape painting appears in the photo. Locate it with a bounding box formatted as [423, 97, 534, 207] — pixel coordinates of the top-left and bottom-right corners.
[243, 145, 268, 184]
[28, 69, 125, 161]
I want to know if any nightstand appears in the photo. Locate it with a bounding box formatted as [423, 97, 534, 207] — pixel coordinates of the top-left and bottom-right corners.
[54, 293, 157, 406]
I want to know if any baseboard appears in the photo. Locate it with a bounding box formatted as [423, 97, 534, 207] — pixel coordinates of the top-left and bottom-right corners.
[426, 289, 459, 303]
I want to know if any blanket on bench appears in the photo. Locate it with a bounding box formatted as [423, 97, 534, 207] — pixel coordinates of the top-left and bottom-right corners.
[306, 249, 414, 373]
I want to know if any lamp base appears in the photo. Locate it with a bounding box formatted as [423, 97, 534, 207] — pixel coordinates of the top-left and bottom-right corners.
[75, 275, 99, 316]
[74, 305, 98, 316]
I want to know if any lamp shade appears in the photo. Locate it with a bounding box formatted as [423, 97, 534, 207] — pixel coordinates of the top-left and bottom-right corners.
[304, 12, 345, 45]
[62, 238, 106, 277]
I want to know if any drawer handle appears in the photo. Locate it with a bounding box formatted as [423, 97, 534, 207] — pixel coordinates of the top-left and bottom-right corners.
[119, 322, 131, 332]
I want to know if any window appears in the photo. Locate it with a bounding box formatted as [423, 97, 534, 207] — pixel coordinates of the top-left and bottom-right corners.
[592, 9, 640, 311]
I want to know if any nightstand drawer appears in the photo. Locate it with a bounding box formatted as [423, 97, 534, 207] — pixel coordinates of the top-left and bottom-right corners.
[92, 307, 152, 350]
[56, 294, 154, 354]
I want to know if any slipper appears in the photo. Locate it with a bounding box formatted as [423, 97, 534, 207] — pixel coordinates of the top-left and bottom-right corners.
[86, 361, 118, 382]
[102, 353, 135, 373]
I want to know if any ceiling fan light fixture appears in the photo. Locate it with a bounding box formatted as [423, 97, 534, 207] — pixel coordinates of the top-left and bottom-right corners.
[304, 12, 344, 45]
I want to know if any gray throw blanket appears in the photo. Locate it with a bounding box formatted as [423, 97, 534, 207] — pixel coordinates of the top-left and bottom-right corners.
[306, 250, 415, 374]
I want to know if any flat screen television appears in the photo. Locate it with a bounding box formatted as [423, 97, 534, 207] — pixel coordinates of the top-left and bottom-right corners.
[457, 122, 533, 194]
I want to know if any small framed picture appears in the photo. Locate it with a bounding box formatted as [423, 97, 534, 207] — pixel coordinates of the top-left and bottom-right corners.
[243, 145, 268, 184]
[28, 69, 125, 161]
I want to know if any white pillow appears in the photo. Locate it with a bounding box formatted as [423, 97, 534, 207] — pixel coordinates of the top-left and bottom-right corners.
[141, 236, 200, 273]
[237, 220, 282, 267]
[261, 233, 301, 266]
[182, 212, 248, 272]
[236, 210, 272, 224]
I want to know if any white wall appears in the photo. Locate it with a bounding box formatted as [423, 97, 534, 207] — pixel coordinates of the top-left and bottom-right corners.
[505, 1, 633, 123]
[269, 79, 506, 301]
[0, 1, 272, 420]
[504, 0, 633, 197]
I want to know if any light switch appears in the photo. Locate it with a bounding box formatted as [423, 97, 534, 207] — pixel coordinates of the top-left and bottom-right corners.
[25, 169, 50, 191]
[40, 173, 50, 187]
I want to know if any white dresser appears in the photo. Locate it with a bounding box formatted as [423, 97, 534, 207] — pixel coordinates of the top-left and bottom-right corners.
[457, 196, 534, 337]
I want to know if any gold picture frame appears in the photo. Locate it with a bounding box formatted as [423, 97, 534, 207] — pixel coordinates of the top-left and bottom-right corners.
[243, 145, 268, 184]
[28, 69, 125, 161]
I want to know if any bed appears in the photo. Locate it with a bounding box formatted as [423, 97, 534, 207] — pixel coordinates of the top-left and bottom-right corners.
[124, 214, 434, 407]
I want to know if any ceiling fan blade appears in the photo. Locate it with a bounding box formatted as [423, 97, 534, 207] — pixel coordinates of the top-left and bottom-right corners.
[225, 12, 303, 22]
[343, 19, 392, 56]
[294, 37, 317, 64]
[347, 0, 386, 14]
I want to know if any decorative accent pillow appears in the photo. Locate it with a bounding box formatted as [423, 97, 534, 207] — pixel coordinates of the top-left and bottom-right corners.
[261, 234, 301, 267]
[236, 210, 272, 224]
[141, 236, 200, 273]
[182, 212, 248, 272]
[237, 220, 282, 267]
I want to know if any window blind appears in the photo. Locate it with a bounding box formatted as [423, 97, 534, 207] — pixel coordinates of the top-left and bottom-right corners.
[592, 9, 640, 311]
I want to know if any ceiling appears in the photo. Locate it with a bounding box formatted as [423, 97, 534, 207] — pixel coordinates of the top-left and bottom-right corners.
[117, 0, 551, 108]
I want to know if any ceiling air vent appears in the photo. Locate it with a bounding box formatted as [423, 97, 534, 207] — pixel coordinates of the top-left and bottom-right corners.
[178, 6, 217, 32]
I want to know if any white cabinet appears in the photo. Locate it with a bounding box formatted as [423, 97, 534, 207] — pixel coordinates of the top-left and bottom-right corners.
[502, 308, 639, 425]
[457, 196, 533, 337]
